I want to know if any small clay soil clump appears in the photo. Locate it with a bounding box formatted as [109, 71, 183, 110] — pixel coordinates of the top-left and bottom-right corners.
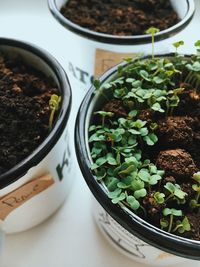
[157, 116, 195, 148]
[61, 0, 179, 36]
[103, 99, 127, 117]
[0, 54, 59, 175]
[156, 149, 198, 182]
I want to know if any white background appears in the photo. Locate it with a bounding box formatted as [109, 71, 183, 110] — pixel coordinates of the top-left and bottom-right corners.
[0, 0, 199, 266]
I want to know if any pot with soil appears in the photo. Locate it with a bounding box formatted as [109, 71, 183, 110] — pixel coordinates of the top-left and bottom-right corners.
[0, 38, 72, 234]
[48, 0, 195, 96]
[75, 41, 200, 265]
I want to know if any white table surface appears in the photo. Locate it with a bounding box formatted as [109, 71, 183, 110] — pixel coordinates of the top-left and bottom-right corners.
[0, 1, 199, 266]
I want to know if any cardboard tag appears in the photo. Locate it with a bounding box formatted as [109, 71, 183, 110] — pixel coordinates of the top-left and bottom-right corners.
[0, 174, 54, 220]
[95, 48, 137, 77]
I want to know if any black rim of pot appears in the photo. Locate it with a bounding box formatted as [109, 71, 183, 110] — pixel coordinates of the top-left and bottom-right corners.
[0, 38, 72, 189]
[75, 53, 200, 260]
[48, 0, 195, 45]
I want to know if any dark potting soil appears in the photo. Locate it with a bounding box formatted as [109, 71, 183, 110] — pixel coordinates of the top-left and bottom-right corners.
[60, 0, 179, 36]
[0, 54, 59, 175]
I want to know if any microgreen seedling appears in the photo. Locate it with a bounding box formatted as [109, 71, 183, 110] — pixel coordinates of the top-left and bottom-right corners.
[145, 27, 160, 59]
[164, 182, 187, 202]
[172, 217, 191, 234]
[190, 174, 200, 211]
[173, 40, 184, 56]
[163, 208, 183, 232]
[93, 79, 101, 90]
[192, 172, 200, 184]
[154, 192, 165, 204]
[166, 88, 185, 115]
[94, 111, 114, 126]
[49, 94, 61, 130]
[126, 195, 140, 210]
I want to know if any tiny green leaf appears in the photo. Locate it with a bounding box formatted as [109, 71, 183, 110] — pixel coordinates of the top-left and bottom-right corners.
[154, 192, 165, 204]
[95, 156, 107, 167]
[134, 188, 147, 199]
[143, 133, 158, 146]
[126, 195, 140, 210]
[160, 218, 169, 229]
[173, 40, 184, 49]
[163, 208, 182, 217]
[195, 40, 200, 47]
[193, 172, 200, 183]
[106, 177, 119, 191]
[96, 168, 107, 180]
[93, 79, 101, 90]
[112, 193, 126, 204]
[139, 70, 150, 81]
[108, 188, 122, 199]
[145, 27, 160, 35]
[192, 184, 200, 192]
[49, 94, 61, 130]
[94, 111, 114, 118]
[151, 103, 165, 113]
[182, 217, 191, 231]
[138, 169, 151, 182]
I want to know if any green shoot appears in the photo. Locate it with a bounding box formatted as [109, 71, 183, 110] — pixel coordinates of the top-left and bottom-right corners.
[94, 111, 114, 126]
[49, 94, 61, 130]
[145, 27, 160, 59]
[163, 208, 183, 232]
[192, 172, 200, 184]
[173, 40, 184, 56]
[164, 182, 187, 202]
[93, 79, 101, 90]
[172, 217, 191, 233]
[154, 192, 165, 204]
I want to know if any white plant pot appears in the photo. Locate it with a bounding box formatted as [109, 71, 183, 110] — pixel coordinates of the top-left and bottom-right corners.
[0, 38, 72, 234]
[48, 0, 195, 97]
[75, 54, 200, 265]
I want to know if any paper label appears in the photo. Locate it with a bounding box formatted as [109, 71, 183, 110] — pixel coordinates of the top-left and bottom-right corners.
[95, 48, 137, 77]
[156, 252, 174, 260]
[0, 174, 54, 220]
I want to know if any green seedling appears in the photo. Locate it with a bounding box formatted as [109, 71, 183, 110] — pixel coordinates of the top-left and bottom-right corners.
[185, 61, 200, 90]
[163, 208, 183, 232]
[164, 182, 187, 202]
[94, 111, 114, 126]
[49, 94, 61, 130]
[154, 192, 165, 204]
[93, 79, 101, 90]
[192, 171, 200, 184]
[126, 195, 140, 211]
[172, 217, 191, 234]
[166, 87, 185, 115]
[190, 181, 200, 211]
[173, 40, 184, 55]
[145, 27, 160, 59]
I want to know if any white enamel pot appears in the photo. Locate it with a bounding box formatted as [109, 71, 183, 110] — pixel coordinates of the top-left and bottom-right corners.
[75, 54, 200, 265]
[48, 0, 195, 97]
[0, 38, 72, 234]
